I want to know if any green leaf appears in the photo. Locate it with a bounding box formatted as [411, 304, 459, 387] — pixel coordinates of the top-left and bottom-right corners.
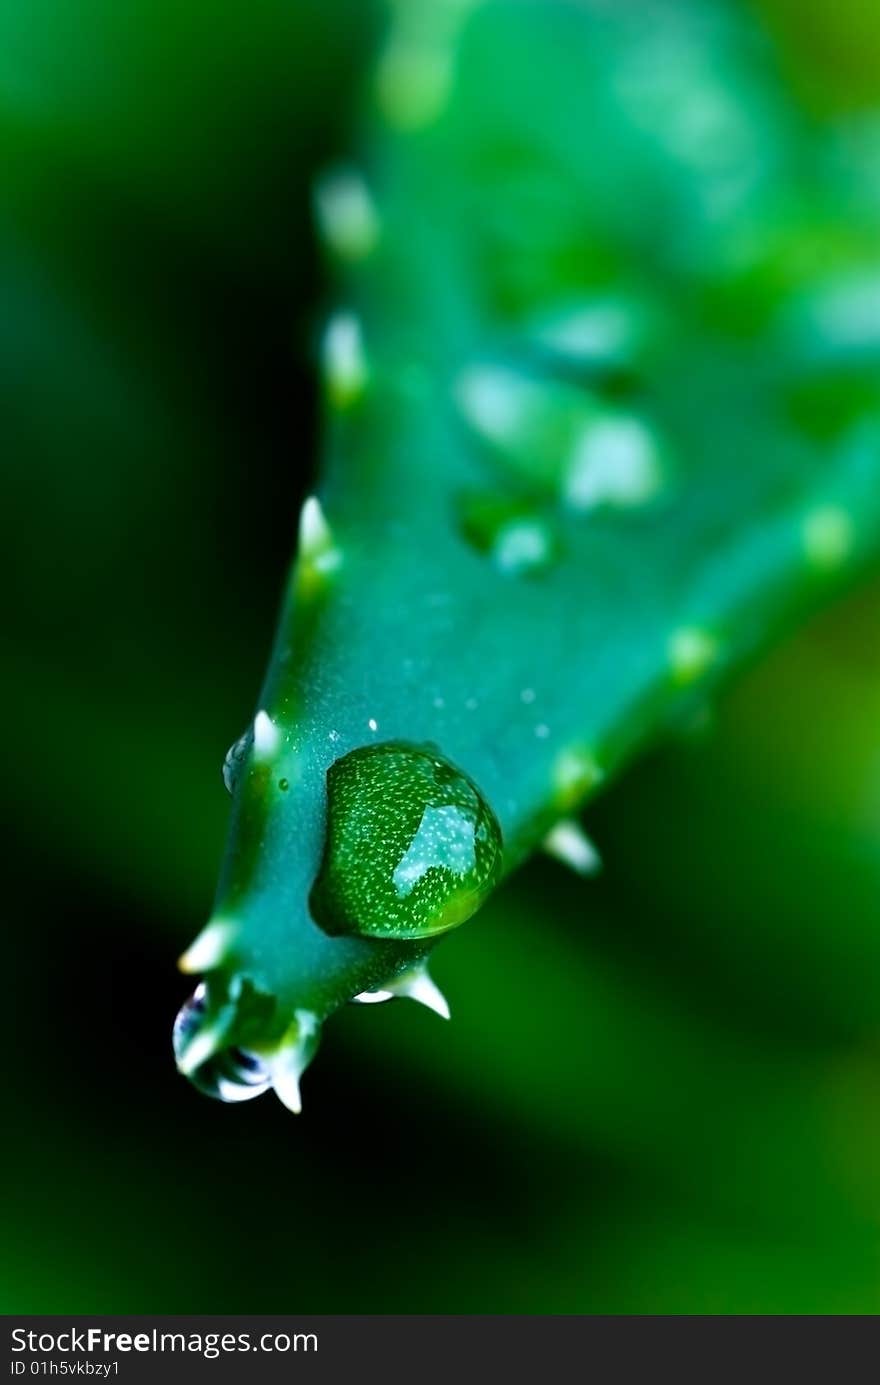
[176, 0, 880, 1108]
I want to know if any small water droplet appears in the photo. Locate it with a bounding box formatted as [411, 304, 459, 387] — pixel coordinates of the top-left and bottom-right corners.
[564, 414, 663, 511]
[172, 988, 272, 1103]
[458, 492, 559, 577]
[456, 364, 666, 511]
[222, 731, 250, 794]
[310, 742, 503, 940]
[780, 268, 880, 367]
[278, 778, 289, 792]
[455, 365, 569, 490]
[527, 293, 656, 374]
[352, 989, 394, 1005]
[494, 518, 555, 574]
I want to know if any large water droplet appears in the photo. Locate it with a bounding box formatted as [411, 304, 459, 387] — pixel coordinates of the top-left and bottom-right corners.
[172, 986, 272, 1103]
[310, 742, 503, 940]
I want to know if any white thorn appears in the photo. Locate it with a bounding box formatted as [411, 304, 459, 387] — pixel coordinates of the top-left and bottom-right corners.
[270, 1010, 319, 1115]
[375, 0, 481, 131]
[313, 166, 380, 260]
[668, 627, 718, 686]
[299, 495, 332, 558]
[553, 747, 604, 810]
[297, 496, 342, 591]
[376, 40, 453, 131]
[322, 312, 367, 408]
[253, 709, 280, 759]
[178, 919, 237, 975]
[388, 965, 451, 1020]
[352, 989, 394, 1004]
[543, 819, 602, 876]
[803, 505, 854, 571]
[271, 1060, 303, 1114]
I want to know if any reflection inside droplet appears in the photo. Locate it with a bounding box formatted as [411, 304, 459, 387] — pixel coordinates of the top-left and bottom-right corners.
[172, 986, 272, 1103]
[392, 804, 477, 896]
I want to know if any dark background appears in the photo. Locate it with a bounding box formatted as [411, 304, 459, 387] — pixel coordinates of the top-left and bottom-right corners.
[4, 0, 880, 1312]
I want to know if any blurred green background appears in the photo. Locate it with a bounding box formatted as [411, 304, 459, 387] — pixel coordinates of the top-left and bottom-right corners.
[4, 0, 880, 1313]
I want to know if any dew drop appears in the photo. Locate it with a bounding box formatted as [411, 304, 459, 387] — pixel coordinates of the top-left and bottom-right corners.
[780, 269, 880, 367]
[278, 778, 290, 792]
[564, 414, 663, 512]
[222, 730, 250, 795]
[456, 363, 666, 510]
[455, 364, 570, 490]
[527, 293, 656, 374]
[172, 987, 272, 1103]
[493, 518, 555, 575]
[457, 491, 559, 577]
[310, 742, 503, 941]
